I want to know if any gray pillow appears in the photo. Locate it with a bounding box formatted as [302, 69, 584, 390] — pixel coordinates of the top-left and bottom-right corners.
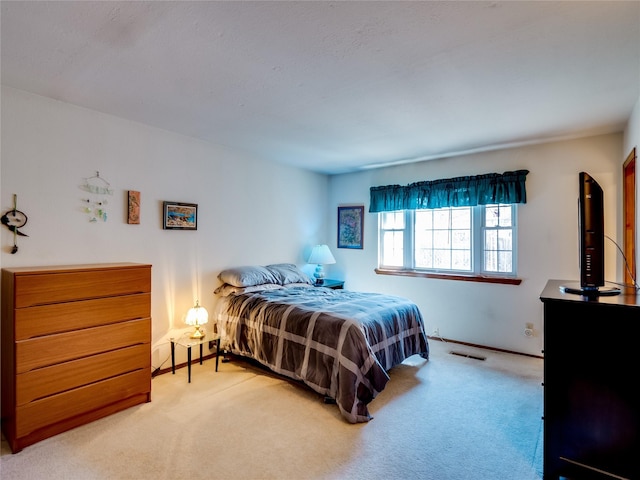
[217, 265, 279, 287]
[214, 283, 283, 297]
[266, 263, 312, 285]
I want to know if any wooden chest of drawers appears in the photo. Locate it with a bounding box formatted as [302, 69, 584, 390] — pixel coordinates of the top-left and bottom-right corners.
[1, 263, 152, 453]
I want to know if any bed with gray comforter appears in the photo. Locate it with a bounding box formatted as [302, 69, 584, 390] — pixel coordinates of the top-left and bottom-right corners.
[213, 274, 428, 423]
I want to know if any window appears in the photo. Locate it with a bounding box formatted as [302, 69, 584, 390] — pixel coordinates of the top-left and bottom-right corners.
[378, 204, 517, 277]
[370, 169, 527, 283]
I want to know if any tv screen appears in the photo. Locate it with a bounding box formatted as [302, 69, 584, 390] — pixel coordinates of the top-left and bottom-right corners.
[561, 172, 620, 297]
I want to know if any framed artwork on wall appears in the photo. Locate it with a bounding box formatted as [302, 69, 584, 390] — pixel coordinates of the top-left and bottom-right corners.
[127, 191, 140, 224]
[337, 205, 364, 249]
[163, 201, 198, 230]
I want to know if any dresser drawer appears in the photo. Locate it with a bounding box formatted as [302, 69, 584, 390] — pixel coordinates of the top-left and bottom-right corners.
[15, 293, 151, 340]
[16, 318, 151, 373]
[15, 369, 150, 437]
[16, 344, 150, 406]
[13, 265, 151, 307]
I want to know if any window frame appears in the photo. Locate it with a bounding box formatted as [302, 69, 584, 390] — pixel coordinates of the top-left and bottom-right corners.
[376, 204, 522, 285]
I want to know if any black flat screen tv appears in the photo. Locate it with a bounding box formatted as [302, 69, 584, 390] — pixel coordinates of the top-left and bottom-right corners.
[561, 172, 620, 296]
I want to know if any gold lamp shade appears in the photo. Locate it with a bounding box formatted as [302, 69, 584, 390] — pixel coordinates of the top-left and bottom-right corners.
[185, 300, 208, 339]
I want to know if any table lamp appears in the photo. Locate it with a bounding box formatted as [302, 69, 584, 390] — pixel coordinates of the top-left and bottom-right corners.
[307, 244, 336, 285]
[185, 300, 208, 339]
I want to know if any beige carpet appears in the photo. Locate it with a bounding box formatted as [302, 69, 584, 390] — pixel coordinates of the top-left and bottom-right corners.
[0, 339, 543, 480]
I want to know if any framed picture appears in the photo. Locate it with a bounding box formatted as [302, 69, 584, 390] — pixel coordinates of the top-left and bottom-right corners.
[127, 191, 140, 224]
[163, 201, 198, 230]
[337, 205, 364, 249]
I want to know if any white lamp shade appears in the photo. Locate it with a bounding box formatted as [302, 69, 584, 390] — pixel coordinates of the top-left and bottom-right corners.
[185, 301, 209, 326]
[307, 244, 336, 265]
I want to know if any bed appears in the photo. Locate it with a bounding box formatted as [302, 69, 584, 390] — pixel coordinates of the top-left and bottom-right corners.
[212, 263, 429, 423]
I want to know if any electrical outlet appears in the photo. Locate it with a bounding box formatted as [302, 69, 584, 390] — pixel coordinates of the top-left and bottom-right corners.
[524, 323, 534, 338]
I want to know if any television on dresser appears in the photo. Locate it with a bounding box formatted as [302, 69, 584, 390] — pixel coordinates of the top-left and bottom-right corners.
[561, 172, 620, 296]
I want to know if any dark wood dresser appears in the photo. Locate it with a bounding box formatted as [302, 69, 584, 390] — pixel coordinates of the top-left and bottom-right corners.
[1, 263, 152, 453]
[540, 280, 640, 480]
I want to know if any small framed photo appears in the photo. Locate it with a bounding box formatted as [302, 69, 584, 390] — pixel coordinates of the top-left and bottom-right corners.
[337, 205, 364, 249]
[163, 201, 198, 230]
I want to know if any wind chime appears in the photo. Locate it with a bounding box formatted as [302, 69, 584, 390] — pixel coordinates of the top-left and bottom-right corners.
[1, 194, 29, 254]
[81, 171, 113, 222]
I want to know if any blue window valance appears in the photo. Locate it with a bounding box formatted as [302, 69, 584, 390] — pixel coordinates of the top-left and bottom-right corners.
[369, 170, 529, 213]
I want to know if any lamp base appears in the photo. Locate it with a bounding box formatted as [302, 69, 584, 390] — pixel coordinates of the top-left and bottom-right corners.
[313, 264, 325, 285]
[190, 326, 205, 339]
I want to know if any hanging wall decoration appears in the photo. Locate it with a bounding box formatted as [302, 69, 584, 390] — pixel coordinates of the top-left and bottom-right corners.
[81, 171, 113, 222]
[128, 191, 141, 224]
[1, 194, 29, 254]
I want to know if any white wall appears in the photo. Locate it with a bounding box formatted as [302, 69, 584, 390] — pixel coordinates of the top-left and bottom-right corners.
[0, 86, 329, 368]
[328, 134, 623, 357]
[0, 85, 631, 360]
[624, 96, 640, 159]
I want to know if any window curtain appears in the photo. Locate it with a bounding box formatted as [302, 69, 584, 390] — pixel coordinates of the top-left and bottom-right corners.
[369, 170, 529, 213]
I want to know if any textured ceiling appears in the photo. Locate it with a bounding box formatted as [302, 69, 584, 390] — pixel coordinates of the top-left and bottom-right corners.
[2, 1, 639, 175]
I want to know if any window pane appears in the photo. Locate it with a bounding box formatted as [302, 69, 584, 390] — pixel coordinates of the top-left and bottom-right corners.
[485, 230, 497, 250]
[433, 210, 450, 229]
[433, 230, 451, 248]
[382, 231, 403, 266]
[415, 247, 432, 268]
[452, 250, 471, 271]
[433, 249, 451, 269]
[485, 205, 499, 227]
[415, 211, 432, 229]
[485, 250, 497, 271]
[415, 230, 433, 249]
[498, 230, 512, 250]
[498, 251, 512, 272]
[451, 208, 470, 229]
[452, 229, 470, 249]
[486, 204, 513, 228]
[382, 211, 404, 229]
[499, 205, 512, 226]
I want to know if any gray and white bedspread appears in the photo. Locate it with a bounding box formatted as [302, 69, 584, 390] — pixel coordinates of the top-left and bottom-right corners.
[214, 286, 429, 423]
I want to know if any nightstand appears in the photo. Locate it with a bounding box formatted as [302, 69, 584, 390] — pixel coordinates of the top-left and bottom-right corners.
[317, 279, 344, 290]
[170, 332, 221, 383]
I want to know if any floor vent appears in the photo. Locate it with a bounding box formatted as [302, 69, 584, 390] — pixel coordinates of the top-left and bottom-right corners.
[449, 350, 486, 361]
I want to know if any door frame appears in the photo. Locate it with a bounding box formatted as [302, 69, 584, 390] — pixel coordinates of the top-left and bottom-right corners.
[623, 147, 636, 286]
